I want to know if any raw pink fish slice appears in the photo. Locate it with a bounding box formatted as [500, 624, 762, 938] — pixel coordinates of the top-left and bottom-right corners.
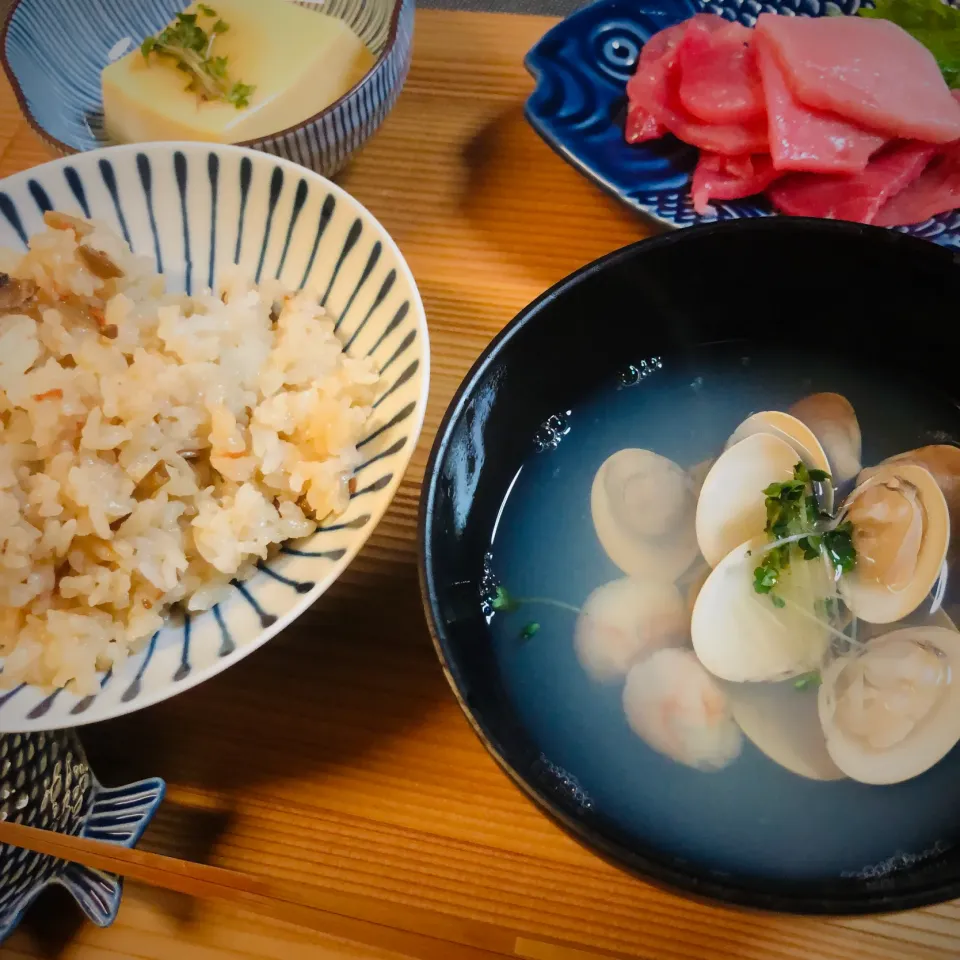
[663, 103, 768, 156]
[626, 14, 768, 155]
[755, 13, 960, 144]
[768, 140, 936, 223]
[874, 143, 960, 226]
[625, 19, 690, 109]
[625, 104, 667, 143]
[755, 38, 886, 174]
[691, 152, 780, 213]
[678, 18, 765, 124]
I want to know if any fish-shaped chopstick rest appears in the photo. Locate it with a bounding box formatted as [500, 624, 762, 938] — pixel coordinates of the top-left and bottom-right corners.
[0, 730, 165, 940]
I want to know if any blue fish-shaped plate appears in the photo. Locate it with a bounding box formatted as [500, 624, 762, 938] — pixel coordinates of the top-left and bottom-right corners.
[524, 0, 960, 246]
[0, 731, 164, 940]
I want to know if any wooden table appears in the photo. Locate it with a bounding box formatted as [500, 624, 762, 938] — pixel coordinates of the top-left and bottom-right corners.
[4, 9, 960, 960]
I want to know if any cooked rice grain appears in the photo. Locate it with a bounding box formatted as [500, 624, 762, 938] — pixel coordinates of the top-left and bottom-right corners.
[0, 217, 378, 693]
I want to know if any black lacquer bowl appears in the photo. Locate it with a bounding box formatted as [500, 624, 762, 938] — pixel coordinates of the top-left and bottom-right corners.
[418, 217, 960, 915]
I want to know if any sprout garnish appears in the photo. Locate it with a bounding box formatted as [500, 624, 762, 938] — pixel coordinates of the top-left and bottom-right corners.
[752, 462, 857, 605]
[141, 6, 256, 109]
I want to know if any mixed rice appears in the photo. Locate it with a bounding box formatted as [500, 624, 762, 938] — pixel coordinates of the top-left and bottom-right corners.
[0, 213, 377, 692]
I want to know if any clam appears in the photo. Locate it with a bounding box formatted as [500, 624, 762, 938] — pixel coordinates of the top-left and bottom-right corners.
[721, 679, 845, 781]
[819, 625, 960, 784]
[860, 444, 960, 526]
[838, 463, 949, 624]
[691, 537, 833, 682]
[695, 433, 798, 568]
[726, 410, 834, 512]
[590, 449, 699, 580]
[789, 393, 862, 486]
[574, 577, 687, 683]
[622, 648, 742, 771]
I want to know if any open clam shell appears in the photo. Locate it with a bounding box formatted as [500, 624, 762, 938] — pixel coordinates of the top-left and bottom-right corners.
[789, 393, 862, 486]
[590, 449, 699, 581]
[726, 410, 834, 513]
[861, 445, 960, 528]
[839, 463, 950, 624]
[819, 625, 960, 784]
[721, 679, 845, 781]
[691, 537, 833, 682]
[695, 433, 798, 568]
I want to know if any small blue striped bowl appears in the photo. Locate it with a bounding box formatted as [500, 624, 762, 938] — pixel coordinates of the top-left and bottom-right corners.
[0, 142, 429, 731]
[0, 0, 413, 178]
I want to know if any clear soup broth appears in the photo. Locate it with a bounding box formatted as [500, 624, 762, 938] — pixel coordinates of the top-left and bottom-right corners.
[486, 342, 960, 881]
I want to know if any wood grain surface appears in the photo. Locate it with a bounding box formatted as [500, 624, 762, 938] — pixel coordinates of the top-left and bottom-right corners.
[4, 9, 960, 960]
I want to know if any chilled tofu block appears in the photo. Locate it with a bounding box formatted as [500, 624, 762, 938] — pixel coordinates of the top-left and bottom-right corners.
[102, 0, 375, 144]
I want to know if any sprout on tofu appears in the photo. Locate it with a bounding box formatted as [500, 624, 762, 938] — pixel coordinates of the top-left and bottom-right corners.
[141, 5, 256, 108]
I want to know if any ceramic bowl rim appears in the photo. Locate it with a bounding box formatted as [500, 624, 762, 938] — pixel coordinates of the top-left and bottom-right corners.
[417, 215, 960, 916]
[0, 0, 406, 155]
[0, 141, 430, 728]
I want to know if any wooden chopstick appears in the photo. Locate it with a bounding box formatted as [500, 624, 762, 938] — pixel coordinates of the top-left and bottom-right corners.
[0, 820, 629, 960]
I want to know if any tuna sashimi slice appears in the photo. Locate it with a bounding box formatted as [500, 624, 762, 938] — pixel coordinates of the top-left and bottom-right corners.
[768, 141, 937, 224]
[755, 38, 886, 174]
[663, 104, 768, 156]
[691, 153, 781, 214]
[755, 13, 960, 144]
[874, 143, 960, 226]
[625, 104, 667, 143]
[626, 19, 693, 109]
[678, 17, 765, 124]
[626, 15, 768, 155]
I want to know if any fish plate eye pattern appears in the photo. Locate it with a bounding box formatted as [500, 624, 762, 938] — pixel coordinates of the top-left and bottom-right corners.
[0, 144, 427, 730]
[0, 731, 165, 941]
[1, 0, 413, 179]
[524, 0, 960, 245]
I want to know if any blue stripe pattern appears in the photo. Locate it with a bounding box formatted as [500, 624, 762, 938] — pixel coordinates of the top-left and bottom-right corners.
[207, 153, 219, 290]
[71, 669, 112, 716]
[213, 604, 234, 658]
[282, 546, 349, 560]
[64, 166, 90, 217]
[322, 218, 362, 306]
[174, 151, 192, 294]
[122, 632, 159, 703]
[0, 195, 27, 245]
[0, 143, 427, 733]
[299, 194, 336, 290]
[27, 180, 51, 213]
[255, 168, 284, 283]
[256, 561, 315, 595]
[232, 582, 277, 628]
[136, 153, 163, 273]
[98, 159, 130, 247]
[276, 179, 308, 280]
[174, 614, 191, 682]
[2, 0, 414, 180]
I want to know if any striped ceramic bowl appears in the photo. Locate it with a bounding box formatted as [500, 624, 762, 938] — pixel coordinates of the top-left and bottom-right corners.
[0, 0, 413, 178]
[0, 142, 429, 731]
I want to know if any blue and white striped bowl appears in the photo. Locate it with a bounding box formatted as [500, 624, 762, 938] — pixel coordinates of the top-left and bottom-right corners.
[0, 143, 429, 731]
[0, 0, 413, 178]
